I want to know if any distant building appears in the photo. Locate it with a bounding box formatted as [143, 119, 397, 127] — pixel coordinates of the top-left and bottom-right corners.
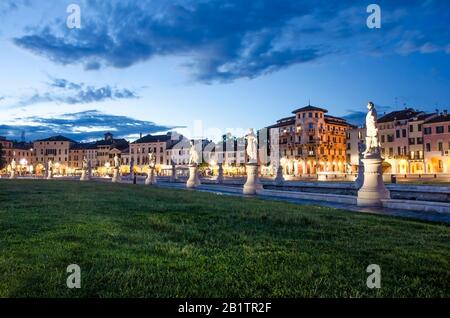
[346, 107, 449, 175]
[130, 132, 181, 172]
[33, 135, 76, 175]
[423, 112, 450, 173]
[268, 105, 352, 175]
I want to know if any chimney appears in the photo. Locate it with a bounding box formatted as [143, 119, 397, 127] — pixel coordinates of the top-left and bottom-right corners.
[140, 132, 142, 139]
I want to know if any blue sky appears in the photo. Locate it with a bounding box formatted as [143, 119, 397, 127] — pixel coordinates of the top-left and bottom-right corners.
[0, 0, 449, 142]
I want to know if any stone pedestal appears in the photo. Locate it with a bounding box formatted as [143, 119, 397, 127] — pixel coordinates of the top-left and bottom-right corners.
[274, 165, 284, 186]
[80, 169, 89, 181]
[243, 163, 263, 195]
[355, 161, 364, 189]
[186, 164, 201, 188]
[170, 164, 177, 183]
[112, 168, 121, 183]
[357, 157, 390, 207]
[47, 170, 53, 180]
[145, 167, 157, 185]
[9, 170, 16, 179]
[216, 163, 224, 184]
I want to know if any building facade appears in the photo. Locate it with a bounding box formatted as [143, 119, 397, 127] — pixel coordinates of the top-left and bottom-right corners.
[268, 105, 352, 176]
[347, 108, 449, 175]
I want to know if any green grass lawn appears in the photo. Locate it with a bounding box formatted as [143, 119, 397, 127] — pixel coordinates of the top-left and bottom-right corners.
[0, 180, 449, 298]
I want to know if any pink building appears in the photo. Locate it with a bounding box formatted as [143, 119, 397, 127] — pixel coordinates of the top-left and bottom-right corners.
[423, 112, 450, 173]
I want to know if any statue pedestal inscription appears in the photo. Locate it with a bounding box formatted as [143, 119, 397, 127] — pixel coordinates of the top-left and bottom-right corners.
[112, 168, 120, 183]
[186, 164, 201, 188]
[243, 163, 263, 195]
[145, 167, 157, 185]
[357, 157, 390, 206]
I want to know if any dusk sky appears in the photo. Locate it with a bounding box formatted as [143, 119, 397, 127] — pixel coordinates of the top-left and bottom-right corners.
[0, 0, 449, 142]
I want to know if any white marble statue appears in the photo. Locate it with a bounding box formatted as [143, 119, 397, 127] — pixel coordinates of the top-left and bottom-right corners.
[114, 154, 121, 169]
[82, 156, 88, 170]
[357, 101, 390, 207]
[47, 160, 53, 179]
[246, 128, 258, 164]
[148, 152, 156, 169]
[80, 156, 89, 181]
[11, 158, 16, 171]
[188, 140, 200, 165]
[363, 102, 380, 157]
[10, 158, 17, 179]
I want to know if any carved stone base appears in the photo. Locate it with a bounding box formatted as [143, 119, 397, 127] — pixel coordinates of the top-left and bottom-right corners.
[9, 170, 16, 179]
[186, 164, 201, 188]
[112, 168, 121, 183]
[357, 157, 390, 207]
[355, 162, 364, 189]
[145, 168, 157, 185]
[274, 165, 284, 185]
[47, 171, 53, 180]
[243, 163, 263, 195]
[80, 170, 90, 181]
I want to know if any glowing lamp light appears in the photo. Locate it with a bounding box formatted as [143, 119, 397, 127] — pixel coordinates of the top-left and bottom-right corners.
[20, 158, 28, 166]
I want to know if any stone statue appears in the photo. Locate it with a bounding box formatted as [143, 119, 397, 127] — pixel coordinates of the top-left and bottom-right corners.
[363, 102, 380, 157]
[246, 128, 258, 164]
[82, 156, 88, 170]
[47, 160, 53, 179]
[10, 158, 17, 179]
[145, 151, 157, 185]
[114, 154, 121, 169]
[357, 101, 390, 207]
[80, 156, 89, 181]
[148, 152, 156, 169]
[188, 140, 200, 165]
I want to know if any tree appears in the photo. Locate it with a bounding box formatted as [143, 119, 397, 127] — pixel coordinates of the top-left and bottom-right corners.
[0, 143, 6, 170]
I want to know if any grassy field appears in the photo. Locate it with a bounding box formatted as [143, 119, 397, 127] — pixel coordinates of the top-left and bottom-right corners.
[0, 180, 449, 298]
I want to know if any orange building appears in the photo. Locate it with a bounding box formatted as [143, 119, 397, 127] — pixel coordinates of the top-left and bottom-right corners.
[268, 105, 352, 176]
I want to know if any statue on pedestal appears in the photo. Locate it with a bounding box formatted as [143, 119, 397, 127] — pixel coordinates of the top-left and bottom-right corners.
[357, 102, 390, 207]
[186, 141, 201, 188]
[114, 154, 121, 169]
[10, 158, 17, 179]
[243, 128, 262, 194]
[112, 154, 121, 183]
[80, 156, 89, 181]
[145, 152, 157, 185]
[47, 160, 53, 179]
